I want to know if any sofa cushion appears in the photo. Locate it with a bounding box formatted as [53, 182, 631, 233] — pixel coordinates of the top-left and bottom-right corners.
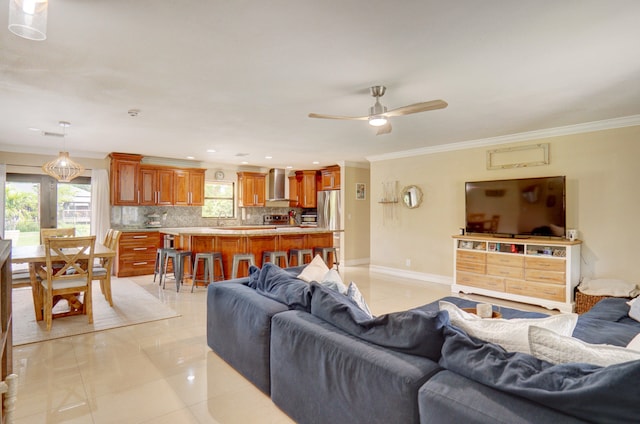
[247, 263, 312, 312]
[418, 370, 586, 424]
[439, 300, 577, 354]
[310, 282, 449, 360]
[439, 325, 640, 424]
[529, 325, 640, 367]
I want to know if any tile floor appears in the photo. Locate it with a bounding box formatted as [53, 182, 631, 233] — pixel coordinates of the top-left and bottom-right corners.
[11, 265, 551, 424]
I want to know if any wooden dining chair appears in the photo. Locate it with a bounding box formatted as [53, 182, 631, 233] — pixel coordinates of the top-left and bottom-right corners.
[38, 236, 96, 331]
[40, 227, 76, 244]
[93, 230, 121, 306]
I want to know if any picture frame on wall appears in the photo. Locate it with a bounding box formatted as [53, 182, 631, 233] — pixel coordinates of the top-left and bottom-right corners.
[356, 183, 366, 200]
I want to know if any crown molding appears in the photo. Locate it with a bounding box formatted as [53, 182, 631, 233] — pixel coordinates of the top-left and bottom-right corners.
[366, 114, 640, 163]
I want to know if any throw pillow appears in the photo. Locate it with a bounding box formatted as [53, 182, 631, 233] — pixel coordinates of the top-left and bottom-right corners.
[578, 277, 640, 297]
[627, 334, 640, 352]
[528, 326, 640, 367]
[320, 269, 347, 294]
[347, 281, 373, 318]
[249, 262, 312, 311]
[629, 298, 640, 323]
[627, 296, 638, 306]
[439, 300, 577, 354]
[439, 325, 640, 424]
[309, 282, 449, 360]
[297, 254, 329, 283]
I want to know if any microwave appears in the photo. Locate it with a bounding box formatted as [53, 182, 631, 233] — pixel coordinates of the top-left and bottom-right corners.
[300, 213, 317, 226]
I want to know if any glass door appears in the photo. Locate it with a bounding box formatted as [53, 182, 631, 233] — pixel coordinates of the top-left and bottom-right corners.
[4, 179, 41, 247]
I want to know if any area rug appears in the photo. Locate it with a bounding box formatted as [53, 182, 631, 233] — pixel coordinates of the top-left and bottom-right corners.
[12, 278, 181, 345]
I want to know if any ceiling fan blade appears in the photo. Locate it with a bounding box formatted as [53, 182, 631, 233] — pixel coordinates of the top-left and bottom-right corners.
[308, 113, 368, 121]
[376, 122, 392, 135]
[385, 100, 448, 117]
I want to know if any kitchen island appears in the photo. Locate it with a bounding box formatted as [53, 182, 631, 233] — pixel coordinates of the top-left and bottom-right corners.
[115, 226, 337, 278]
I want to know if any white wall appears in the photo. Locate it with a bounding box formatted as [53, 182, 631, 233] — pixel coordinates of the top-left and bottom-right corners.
[369, 125, 640, 283]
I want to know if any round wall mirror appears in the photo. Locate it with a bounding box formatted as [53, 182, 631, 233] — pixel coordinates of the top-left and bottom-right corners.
[401, 185, 423, 209]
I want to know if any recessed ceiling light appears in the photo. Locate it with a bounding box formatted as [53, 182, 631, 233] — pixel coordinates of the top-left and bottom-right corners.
[265, 156, 272, 159]
[312, 161, 320, 165]
[241, 161, 249, 165]
[186, 156, 195, 160]
[285, 165, 293, 169]
[28, 127, 40, 132]
[206, 149, 216, 153]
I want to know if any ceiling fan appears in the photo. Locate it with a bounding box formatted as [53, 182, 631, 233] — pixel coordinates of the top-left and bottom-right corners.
[308, 86, 448, 135]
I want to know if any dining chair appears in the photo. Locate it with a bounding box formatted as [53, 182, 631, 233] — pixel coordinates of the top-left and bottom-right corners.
[38, 235, 96, 330]
[92, 229, 121, 306]
[40, 227, 76, 243]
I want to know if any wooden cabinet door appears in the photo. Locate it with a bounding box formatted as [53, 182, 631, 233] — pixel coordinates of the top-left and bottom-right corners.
[139, 167, 156, 205]
[189, 170, 205, 206]
[110, 154, 141, 205]
[288, 176, 299, 207]
[157, 169, 175, 205]
[296, 171, 317, 208]
[320, 166, 340, 190]
[238, 172, 266, 207]
[174, 170, 190, 205]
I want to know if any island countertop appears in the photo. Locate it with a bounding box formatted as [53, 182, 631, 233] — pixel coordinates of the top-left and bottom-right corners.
[118, 226, 341, 236]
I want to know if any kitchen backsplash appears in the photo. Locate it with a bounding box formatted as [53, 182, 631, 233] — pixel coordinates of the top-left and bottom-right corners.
[111, 206, 303, 229]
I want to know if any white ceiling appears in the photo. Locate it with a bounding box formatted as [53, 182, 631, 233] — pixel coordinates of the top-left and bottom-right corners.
[1, 1, 640, 170]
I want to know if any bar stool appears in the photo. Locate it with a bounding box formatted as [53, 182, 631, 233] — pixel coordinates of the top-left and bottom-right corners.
[288, 249, 313, 267]
[192, 252, 225, 292]
[153, 248, 175, 284]
[262, 250, 289, 268]
[313, 247, 339, 271]
[162, 250, 192, 292]
[231, 253, 256, 279]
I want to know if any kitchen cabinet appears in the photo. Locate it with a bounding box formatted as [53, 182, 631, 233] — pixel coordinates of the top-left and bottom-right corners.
[294, 170, 317, 208]
[288, 176, 299, 207]
[115, 231, 161, 277]
[110, 153, 142, 205]
[237, 172, 266, 207]
[174, 169, 205, 206]
[140, 166, 174, 206]
[319, 165, 340, 190]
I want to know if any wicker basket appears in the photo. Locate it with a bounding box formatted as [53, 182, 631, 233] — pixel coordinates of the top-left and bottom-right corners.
[575, 291, 611, 314]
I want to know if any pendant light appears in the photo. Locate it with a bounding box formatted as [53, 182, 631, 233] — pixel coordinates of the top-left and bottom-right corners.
[42, 121, 85, 182]
[8, 0, 48, 41]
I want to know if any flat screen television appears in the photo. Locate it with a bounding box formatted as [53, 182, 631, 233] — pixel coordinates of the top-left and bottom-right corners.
[465, 176, 566, 238]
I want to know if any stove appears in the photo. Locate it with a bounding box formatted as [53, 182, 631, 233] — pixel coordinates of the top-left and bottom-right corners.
[263, 214, 290, 226]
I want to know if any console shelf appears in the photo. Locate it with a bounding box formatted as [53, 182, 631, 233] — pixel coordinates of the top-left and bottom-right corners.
[452, 235, 581, 313]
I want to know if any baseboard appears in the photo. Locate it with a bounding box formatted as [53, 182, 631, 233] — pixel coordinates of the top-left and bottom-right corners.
[368, 265, 453, 286]
[343, 257, 370, 266]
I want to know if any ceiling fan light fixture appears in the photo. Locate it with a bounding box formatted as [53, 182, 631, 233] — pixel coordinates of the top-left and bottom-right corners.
[8, 0, 48, 41]
[368, 115, 388, 127]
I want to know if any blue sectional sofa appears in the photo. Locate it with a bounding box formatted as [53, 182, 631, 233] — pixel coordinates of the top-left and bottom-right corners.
[206, 263, 640, 424]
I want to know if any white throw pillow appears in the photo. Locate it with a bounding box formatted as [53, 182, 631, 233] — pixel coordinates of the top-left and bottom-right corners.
[577, 277, 640, 297]
[628, 298, 640, 323]
[627, 334, 640, 352]
[439, 301, 578, 354]
[529, 326, 640, 367]
[347, 281, 373, 318]
[321, 269, 347, 294]
[627, 296, 638, 307]
[297, 254, 329, 283]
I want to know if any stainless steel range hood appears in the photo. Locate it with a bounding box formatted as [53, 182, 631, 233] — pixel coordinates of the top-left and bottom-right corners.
[268, 168, 288, 201]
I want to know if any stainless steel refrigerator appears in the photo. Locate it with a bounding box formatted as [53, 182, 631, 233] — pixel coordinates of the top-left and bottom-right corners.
[317, 190, 341, 248]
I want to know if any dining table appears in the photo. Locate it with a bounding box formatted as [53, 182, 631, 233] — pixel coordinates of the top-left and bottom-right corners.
[11, 243, 116, 321]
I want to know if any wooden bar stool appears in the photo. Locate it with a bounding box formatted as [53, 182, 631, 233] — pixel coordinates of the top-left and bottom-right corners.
[192, 252, 224, 292]
[262, 251, 289, 268]
[288, 249, 313, 267]
[231, 253, 256, 279]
